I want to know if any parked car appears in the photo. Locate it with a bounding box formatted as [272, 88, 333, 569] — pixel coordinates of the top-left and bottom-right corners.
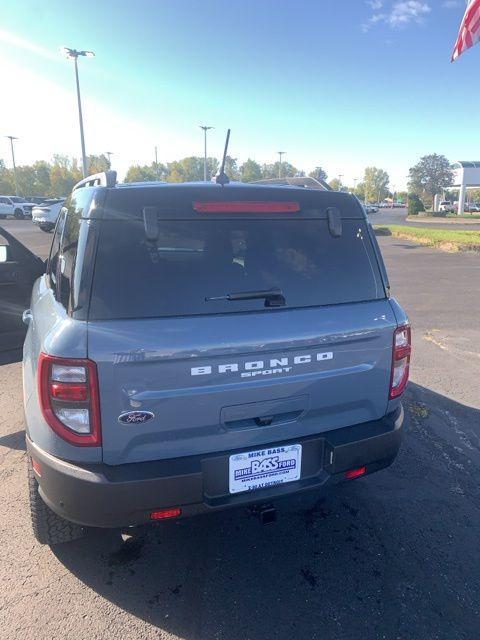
[16, 171, 410, 545]
[364, 204, 379, 214]
[0, 195, 36, 219]
[439, 200, 454, 213]
[464, 202, 480, 213]
[32, 199, 65, 232]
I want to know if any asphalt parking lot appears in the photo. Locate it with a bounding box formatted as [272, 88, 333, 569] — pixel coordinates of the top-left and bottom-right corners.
[0, 218, 479, 640]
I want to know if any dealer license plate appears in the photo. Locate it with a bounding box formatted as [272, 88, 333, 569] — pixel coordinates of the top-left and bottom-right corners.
[229, 444, 302, 494]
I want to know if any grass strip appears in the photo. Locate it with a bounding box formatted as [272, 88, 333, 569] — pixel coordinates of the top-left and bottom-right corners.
[373, 225, 480, 252]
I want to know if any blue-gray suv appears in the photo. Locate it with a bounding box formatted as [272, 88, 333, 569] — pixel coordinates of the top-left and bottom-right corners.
[20, 171, 410, 544]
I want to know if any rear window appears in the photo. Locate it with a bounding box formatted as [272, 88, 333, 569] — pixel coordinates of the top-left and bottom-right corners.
[89, 217, 385, 319]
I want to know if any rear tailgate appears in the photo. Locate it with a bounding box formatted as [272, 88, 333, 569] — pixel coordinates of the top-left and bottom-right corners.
[89, 301, 395, 465]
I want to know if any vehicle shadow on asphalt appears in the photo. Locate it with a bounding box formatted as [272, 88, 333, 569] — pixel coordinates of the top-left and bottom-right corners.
[0, 348, 22, 366]
[52, 383, 480, 639]
[0, 429, 26, 451]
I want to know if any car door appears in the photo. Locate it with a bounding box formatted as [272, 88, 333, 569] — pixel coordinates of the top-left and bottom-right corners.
[0, 226, 45, 351]
[0, 197, 12, 218]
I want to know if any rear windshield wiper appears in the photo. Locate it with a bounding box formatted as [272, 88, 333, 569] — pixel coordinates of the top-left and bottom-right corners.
[206, 288, 286, 308]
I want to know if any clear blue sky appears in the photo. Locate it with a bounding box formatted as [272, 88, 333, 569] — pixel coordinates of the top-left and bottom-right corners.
[0, 0, 477, 188]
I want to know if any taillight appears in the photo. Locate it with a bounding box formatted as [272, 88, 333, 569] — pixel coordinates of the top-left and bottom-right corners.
[389, 325, 411, 399]
[38, 354, 102, 446]
[193, 201, 300, 213]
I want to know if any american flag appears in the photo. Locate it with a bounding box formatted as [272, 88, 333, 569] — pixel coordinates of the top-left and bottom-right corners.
[452, 0, 480, 61]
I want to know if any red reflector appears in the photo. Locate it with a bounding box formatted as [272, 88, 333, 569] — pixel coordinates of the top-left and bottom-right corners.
[50, 383, 88, 402]
[345, 466, 366, 480]
[193, 201, 300, 213]
[150, 507, 182, 521]
[31, 457, 42, 477]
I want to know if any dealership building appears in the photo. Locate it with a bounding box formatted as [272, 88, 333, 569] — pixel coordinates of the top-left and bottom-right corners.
[452, 161, 480, 214]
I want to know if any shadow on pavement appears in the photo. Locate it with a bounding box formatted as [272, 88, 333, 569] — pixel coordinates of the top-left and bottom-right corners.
[53, 383, 480, 640]
[0, 429, 26, 451]
[0, 348, 23, 366]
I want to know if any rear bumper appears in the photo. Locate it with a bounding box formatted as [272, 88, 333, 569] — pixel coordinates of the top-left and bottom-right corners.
[27, 405, 404, 528]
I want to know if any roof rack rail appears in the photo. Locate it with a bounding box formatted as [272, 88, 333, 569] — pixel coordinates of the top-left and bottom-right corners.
[72, 170, 117, 192]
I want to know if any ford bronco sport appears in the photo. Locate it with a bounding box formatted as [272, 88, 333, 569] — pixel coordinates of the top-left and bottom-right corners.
[21, 170, 410, 545]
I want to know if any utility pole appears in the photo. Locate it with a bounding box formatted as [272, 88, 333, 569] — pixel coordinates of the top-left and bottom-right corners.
[199, 126, 214, 181]
[6, 136, 18, 195]
[278, 151, 285, 178]
[155, 146, 160, 179]
[105, 151, 113, 169]
[60, 47, 95, 178]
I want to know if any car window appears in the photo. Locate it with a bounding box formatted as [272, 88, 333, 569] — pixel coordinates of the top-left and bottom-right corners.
[57, 189, 93, 311]
[90, 216, 384, 320]
[46, 208, 66, 293]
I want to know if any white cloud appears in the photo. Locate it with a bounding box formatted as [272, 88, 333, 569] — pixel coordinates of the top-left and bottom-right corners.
[362, 0, 431, 31]
[388, 1, 431, 26]
[441, 0, 461, 8]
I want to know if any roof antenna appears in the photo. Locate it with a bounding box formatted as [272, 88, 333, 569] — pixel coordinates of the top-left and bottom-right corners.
[215, 129, 231, 186]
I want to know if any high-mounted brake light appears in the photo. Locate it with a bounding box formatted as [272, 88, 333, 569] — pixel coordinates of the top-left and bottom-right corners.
[38, 354, 101, 446]
[389, 325, 411, 399]
[193, 201, 300, 213]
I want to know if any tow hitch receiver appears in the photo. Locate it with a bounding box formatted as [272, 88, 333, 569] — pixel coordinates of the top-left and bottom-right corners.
[249, 504, 277, 525]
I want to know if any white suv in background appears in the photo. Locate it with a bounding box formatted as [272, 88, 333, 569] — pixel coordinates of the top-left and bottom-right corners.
[31, 199, 65, 232]
[0, 196, 36, 219]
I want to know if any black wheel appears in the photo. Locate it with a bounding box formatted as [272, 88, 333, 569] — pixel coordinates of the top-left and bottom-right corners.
[39, 223, 54, 233]
[14, 208, 25, 219]
[0, 214, 6, 219]
[28, 462, 85, 545]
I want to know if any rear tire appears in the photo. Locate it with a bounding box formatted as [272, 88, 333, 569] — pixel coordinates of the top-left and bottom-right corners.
[28, 463, 85, 545]
[14, 208, 25, 219]
[39, 223, 54, 233]
[0, 214, 6, 219]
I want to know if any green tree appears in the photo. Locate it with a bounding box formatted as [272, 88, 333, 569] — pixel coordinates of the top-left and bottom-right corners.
[223, 156, 240, 181]
[124, 163, 167, 182]
[329, 178, 343, 191]
[50, 155, 82, 197]
[240, 159, 262, 182]
[87, 154, 110, 174]
[0, 159, 14, 193]
[166, 157, 218, 182]
[408, 193, 425, 216]
[408, 154, 453, 203]
[355, 182, 366, 201]
[468, 188, 480, 202]
[309, 166, 328, 182]
[364, 167, 389, 202]
[261, 162, 299, 179]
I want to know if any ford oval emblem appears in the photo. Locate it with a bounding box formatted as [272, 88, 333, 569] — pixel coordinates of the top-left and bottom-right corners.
[118, 411, 155, 425]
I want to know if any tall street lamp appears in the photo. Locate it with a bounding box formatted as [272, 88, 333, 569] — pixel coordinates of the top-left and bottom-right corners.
[278, 151, 285, 178]
[199, 126, 214, 181]
[60, 46, 95, 178]
[6, 135, 18, 195]
[105, 151, 113, 169]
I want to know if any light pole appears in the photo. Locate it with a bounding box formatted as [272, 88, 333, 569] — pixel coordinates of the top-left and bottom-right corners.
[60, 46, 95, 178]
[278, 151, 285, 178]
[199, 126, 214, 181]
[6, 135, 18, 195]
[105, 151, 113, 169]
[154, 146, 160, 180]
[338, 174, 344, 191]
[353, 177, 358, 194]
